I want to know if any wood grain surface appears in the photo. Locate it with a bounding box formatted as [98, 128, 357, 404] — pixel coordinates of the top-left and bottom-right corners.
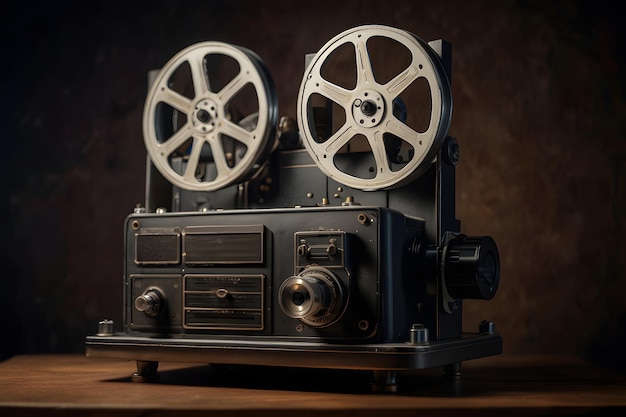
[0, 354, 625, 416]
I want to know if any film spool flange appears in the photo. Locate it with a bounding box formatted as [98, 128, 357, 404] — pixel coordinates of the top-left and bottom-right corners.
[297, 25, 452, 191]
[143, 42, 278, 192]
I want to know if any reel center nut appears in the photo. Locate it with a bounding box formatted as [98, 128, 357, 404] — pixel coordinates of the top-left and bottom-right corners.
[352, 90, 385, 127]
[192, 99, 219, 134]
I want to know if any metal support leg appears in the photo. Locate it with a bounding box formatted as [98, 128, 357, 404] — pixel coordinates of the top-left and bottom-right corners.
[443, 361, 462, 378]
[370, 370, 398, 393]
[131, 360, 160, 383]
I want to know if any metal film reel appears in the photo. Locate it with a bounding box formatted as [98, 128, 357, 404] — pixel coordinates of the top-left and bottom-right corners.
[143, 42, 278, 191]
[297, 25, 452, 190]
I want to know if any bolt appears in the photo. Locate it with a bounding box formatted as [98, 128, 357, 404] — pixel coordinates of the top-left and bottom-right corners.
[197, 109, 211, 123]
[479, 320, 496, 334]
[444, 137, 460, 166]
[97, 319, 115, 337]
[361, 100, 377, 116]
[409, 323, 429, 345]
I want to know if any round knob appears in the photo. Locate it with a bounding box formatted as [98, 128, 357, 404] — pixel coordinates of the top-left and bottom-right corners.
[444, 235, 500, 300]
[135, 289, 163, 317]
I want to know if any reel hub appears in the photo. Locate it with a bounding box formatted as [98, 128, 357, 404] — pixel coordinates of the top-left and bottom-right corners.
[192, 98, 219, 134]
[352, 89, 386, 128]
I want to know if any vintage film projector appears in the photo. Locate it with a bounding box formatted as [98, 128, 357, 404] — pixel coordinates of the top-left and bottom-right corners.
[85, 25, 502, 391]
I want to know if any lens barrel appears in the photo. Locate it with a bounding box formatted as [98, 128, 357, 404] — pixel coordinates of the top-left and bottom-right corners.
[278, 267, 344, 327]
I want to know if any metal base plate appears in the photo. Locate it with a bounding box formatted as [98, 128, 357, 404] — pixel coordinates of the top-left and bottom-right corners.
[85, 332, 502, 371]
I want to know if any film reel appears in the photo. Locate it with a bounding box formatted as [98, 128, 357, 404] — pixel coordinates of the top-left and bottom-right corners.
[143, 42, 278, 191]
[297, 25, 452, 190]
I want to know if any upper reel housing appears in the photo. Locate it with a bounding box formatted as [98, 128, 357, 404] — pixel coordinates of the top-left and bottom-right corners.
[143, 25, 452, 193]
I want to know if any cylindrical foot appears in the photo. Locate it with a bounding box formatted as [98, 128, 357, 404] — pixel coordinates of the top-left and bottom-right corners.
[443, 361, 462, 378]
[370, 370, 398, 393]
[131, 360, 160, 383]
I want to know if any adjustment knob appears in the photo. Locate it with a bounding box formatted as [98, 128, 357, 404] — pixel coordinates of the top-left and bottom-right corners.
[134, 289, 164, 317]
[444, 235, 500, 300]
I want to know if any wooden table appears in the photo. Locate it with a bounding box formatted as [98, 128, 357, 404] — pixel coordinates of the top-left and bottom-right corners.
[0, 354, 625, 416]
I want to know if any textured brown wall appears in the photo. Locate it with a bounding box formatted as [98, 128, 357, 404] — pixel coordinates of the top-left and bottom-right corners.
[2, 0, 625, 371]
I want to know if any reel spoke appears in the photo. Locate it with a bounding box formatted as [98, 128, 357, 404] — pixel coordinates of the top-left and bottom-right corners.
[323, 123, 355, 156]
[385, 65, 420, 98]
[384, 118, 423, 146]
[155, 88, 192, 113]
[368, 130, 392, 179]
[206, 134, 232, 181]
[317, 80, 352, 108]
[355, 39, 376, 87]
[189, 55, 210, 97]
[218, 73, 248, 104]
[220, 119, 255, 147]
[182, 136, 206, 182]
[158, 123, 193, 157]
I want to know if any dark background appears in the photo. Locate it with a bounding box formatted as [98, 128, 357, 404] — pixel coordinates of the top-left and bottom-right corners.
[2, 0, 625, 373]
